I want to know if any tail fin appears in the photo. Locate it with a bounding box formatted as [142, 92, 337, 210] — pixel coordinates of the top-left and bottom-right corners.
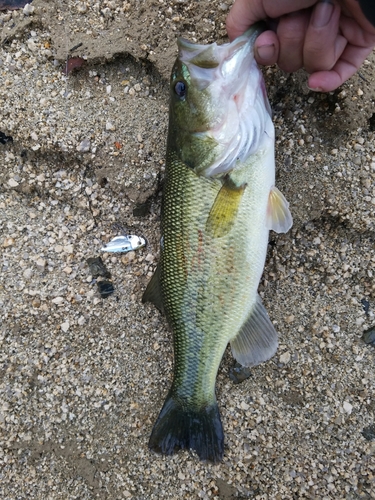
[149, 393, 224, 463]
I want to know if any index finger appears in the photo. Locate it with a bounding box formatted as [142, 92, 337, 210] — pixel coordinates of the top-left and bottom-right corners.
[226, 0, 318, 40]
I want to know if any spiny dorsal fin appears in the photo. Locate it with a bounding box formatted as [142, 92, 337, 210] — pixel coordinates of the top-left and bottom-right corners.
[205, 180, 246, 238]
[230, 295, 278, 367]
[266, 186, 293, 234]
[142, 265, 164, 313]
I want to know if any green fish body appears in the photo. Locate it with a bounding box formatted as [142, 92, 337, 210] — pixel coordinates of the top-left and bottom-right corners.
[143, 25, 292, 462]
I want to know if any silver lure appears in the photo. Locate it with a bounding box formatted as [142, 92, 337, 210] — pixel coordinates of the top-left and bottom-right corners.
[101, 235, 146, 253]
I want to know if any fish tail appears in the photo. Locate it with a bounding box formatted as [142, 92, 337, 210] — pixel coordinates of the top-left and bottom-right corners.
[149, 392, 224, 463]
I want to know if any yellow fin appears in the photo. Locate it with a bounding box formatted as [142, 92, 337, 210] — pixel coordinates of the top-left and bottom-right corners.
[206, 180, 246, 238]
[266, 186, 293, 234]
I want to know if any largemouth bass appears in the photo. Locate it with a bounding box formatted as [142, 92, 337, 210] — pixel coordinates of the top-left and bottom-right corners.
[143, 25, 292, 462]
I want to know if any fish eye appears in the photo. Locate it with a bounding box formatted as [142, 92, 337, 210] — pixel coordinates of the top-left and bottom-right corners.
[174, 80, 186, 99]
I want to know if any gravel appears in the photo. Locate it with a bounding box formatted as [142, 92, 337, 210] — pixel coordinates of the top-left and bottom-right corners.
[1, 0, 374, 499]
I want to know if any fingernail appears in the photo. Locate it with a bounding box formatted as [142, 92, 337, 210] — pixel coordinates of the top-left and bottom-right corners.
[256, 44, 276, 62]
[307, 85, 324, 92]
[312, 1, 334, 28]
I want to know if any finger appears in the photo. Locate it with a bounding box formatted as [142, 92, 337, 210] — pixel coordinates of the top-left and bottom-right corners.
[226, 0, 317, 41]
[277, 10, 310, 73]
[254, 31, 279, 66]
[303, 1, 347, 73]
[307, 43, 374, 91]
[226, 0, 267, 41]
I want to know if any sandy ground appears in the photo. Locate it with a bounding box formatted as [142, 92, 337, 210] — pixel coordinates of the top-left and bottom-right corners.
[1, 0, 375, 498]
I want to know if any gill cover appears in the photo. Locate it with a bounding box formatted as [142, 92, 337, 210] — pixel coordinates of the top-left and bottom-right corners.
[169, 24, 273, 178]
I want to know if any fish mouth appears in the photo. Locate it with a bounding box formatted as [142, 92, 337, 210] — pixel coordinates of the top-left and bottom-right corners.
[177, 25, 272, 178]
[178, 25, 262, 91]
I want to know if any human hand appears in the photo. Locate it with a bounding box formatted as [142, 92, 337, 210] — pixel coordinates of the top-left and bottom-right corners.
[226, 0, 375, 92]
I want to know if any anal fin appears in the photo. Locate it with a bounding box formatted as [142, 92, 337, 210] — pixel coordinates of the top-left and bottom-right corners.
[266, 186, 293, 233]
[230, 295, 278, 367]
[142, 264, 164, 313]
[205, 179, 246, 238]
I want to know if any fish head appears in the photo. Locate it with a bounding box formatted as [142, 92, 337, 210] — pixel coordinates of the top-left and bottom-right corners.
[168, 24, 273, 178]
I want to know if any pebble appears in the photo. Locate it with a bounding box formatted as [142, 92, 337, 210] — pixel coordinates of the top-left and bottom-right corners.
[279, 352, 291, 364]
[106, 121, 116, 131]
[23, 268, 33, 280]
[31, 297, 41, 308]
[23, 3, 35, 15]
[343, 401, 353, 414]
[121, 251, 136, 264]
[36, 258, 46, 271]
[77, 139, 91, 152]
[77, 316, 86, 326]
[8, 178, 19, 188]
[52, 297, 64, 305]
[60, 321, 70, 333]
[2, 237, 15, 247]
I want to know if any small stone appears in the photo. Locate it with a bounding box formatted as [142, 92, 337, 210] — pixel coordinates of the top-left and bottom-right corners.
[362, 327, 375, 345]
[77, 139, 91, 153]
[23, 268, 33, 280]
[8, 178, 19, 188]
[106, 121, 116, 131]
[52, 297, 64, 305]
[54, 245, 63, 253]
[134, 83, 141, 92]
[97, 280, 115, 298]
[2, 237, 15, 247]
[63, 244, 74, 254]
[23, 3, 34, 15]
[240, 401, 250, 411]
[178, 472, 185, 480]
[285, 315, 295, 324]
[279, 352, 291, 364]
[128, 88, 135, 96]
[229, 362, 252, 384]
[36, 258, 46, 271]
[61, 321, 70, 333]
[77, 2, 87, 13]
[121, 251, 135, 264]
[145, 253, 154, 262]
[78, 316, 86, 326]
[343, 401, 353, 414]
[63, 266, 73, 274]
[362, 425, 375, 441]
[32, 297, 41, 308]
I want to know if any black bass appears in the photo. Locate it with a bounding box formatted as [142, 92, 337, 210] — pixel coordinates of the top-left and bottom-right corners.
[143, 25, 292, 462]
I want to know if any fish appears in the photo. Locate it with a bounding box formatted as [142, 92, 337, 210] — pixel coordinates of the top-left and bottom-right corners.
[101, 234, 146, 253]
[142, 24, 292, 463]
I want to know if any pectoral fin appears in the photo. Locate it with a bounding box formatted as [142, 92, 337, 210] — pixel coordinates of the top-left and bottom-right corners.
[206, 180, 246, 238]
[266, 186, 293, 233]
[230, 295, 278, 367]
[142, 265, 164, 313]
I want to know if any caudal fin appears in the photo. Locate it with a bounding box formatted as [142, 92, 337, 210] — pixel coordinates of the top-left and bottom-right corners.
[149, 393, 224, 463]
